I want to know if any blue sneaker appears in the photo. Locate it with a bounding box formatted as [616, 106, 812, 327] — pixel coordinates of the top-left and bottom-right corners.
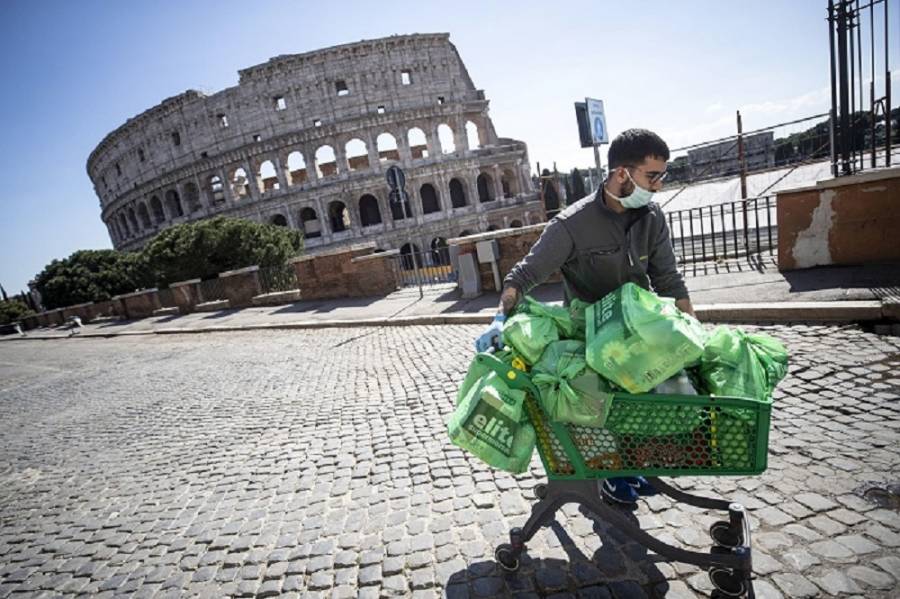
[600, 477, 639, 504]
[626, 476, 659, 497]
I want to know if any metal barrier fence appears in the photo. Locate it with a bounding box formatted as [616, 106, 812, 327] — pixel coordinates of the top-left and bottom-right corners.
[666, 196, 777, 264]
[198, 278, 227, 303]
[258, 264, 300, 295]
[391, 247, 456, 289]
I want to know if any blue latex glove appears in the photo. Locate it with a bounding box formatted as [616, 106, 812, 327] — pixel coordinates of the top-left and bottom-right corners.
[475, 314, 506, 352]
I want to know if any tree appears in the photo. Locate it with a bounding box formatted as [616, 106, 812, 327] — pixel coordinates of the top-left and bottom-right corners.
[0, 300, 33, 325]
[33, 249, 151, 310]
[141, 216, 303, 285]
[0, 284, 7, 302]
[570, 168, 587, 200]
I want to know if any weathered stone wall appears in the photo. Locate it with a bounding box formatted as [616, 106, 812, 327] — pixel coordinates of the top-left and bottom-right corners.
[114, 289, 161, 320]
[218, 268, 261, 309]
[449, 225, 562, 292]
[777, 167, 900, 270]
[291, 244, 398, 300]
[170, 279, 202, 314]
[88, 33, 542, 261]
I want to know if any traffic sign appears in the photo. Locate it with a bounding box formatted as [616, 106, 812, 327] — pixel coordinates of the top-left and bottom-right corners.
[385, 165, 406, 190]
[585, 98, 608, 144]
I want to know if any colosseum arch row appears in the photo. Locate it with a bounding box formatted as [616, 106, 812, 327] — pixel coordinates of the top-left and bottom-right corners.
[107, 160, 531, 246]
[91, 34, 537, 254]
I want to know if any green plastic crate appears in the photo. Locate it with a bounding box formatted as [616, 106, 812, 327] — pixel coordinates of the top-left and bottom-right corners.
[475, 353, 772, 479]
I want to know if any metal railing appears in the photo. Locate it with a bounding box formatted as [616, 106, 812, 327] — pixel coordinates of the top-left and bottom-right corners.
[258, 264, 300, 295]
[665, 196, 777, 265]
[390, 246, 456, 289]
[198, 278, 227, 303]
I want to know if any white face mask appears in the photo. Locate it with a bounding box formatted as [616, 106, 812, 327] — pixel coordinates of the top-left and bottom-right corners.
[607, 169, 655, 209]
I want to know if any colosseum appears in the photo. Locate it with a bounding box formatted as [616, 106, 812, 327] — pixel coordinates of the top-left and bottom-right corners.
[87, 33, 543, 265]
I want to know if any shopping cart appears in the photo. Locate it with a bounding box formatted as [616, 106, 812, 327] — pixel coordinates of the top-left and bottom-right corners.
[475, 352, 772, 599]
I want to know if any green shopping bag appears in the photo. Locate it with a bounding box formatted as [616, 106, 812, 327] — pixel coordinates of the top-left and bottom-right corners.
[585, 283, 707, 393]
[503, 312, 559, 364]
[695, 327, 788, 401]
[567, 298, 592, 341]
[449, 356, 536, 473]
[531, 340, 614, 426]
[516, 296, 579, 339]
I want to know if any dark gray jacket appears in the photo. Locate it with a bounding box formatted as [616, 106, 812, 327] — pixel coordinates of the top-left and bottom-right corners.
[504, 191, 688, 304]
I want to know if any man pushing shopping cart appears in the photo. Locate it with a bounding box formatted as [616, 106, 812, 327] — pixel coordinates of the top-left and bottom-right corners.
[460, 128, 789, 598]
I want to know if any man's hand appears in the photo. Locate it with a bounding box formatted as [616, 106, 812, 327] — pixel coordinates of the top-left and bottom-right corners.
[475, 314, 506, 352]
[675, 298, 695, 318]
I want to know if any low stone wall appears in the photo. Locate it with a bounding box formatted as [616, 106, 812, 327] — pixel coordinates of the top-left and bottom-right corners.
[61, 302, 96, 323]
[777, 166, 900, 270]
[219, 267, 260, 309]
[20, 314, 40, 330]
[170, 279, 201, 314]
[92, 299, 120, 318]
[113, 289, 161, 320]
[448, 225, 562, 292]
[291, 243, 398, 300]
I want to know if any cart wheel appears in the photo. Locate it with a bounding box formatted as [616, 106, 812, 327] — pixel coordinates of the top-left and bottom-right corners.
[710, 520, 743, 548]
[709, 567, 747, 597]
[495, 544, 520, 572]
[534, 484, 547, 500]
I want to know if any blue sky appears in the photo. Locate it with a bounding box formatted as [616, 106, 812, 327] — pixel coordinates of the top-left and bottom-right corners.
[1, 0, 896, 294]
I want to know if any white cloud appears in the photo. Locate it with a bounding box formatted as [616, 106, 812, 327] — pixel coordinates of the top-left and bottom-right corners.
[705, 102, 723, 113]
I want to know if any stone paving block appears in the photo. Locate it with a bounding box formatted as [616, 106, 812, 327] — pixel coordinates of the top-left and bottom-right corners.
[1, 326, 899, 597]
[835, 533, 882, 555]
[771, 573, 820, 598]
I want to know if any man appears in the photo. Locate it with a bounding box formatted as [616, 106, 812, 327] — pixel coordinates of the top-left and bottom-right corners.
[474, 128, 693, 504]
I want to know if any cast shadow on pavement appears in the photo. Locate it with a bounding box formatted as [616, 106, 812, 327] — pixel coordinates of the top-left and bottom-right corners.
[270, 295, 378, 315]
[201, 308, 242, 319]
[782, 262, 900, 292]
[444, 504, 668, 597]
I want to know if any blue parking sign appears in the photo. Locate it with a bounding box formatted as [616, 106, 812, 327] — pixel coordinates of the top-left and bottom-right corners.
[586, 98, 608, 144]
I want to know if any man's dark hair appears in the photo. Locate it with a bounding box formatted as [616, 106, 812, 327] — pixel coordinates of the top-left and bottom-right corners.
[607, 128, 670, 169]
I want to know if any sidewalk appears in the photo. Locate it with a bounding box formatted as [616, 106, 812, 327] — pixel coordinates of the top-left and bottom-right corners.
[7, 259, 899, 339]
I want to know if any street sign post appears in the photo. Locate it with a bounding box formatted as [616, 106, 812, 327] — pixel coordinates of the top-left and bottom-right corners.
[385, 165, 423, 298]
[585, 97, 608, 190]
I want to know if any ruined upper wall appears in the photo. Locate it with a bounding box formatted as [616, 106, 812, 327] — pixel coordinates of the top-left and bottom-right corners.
[87, 33, 482, 207]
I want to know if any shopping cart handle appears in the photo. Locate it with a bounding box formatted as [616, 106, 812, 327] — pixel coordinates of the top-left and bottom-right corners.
[474, 352, 540, 397]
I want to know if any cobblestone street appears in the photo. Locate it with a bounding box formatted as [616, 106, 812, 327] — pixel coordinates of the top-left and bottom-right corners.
[1, 324, 898, 598]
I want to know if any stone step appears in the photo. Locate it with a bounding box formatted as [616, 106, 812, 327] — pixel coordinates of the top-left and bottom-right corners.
[195, 300, 230, 312]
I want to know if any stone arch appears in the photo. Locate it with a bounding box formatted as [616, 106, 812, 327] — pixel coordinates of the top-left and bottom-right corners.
[420, 183, 440, 214]
[287, 151, 307, 185]
[118, 212, 131, 237]
[127, 206, 139, 232]
[510, 219, 523, 228]
[345, 138, 369, 172]
[231, 168, 249, 198]
[270, 214, 288, 227]
[315, 145, 338, 178]
[137, 203, 152, 229]
[407, 127, 428, 159]
[430, 237, 450, 266]
[437, 123, 455, 154]
[328, 200, 350, 232]
[150, 196, 164, 223]
[359, 194, 382, 227]
[390, 192, 411, 221]
[487, 224, 500, 232]
[449, 178, 467, 208]
[376, 133, 399, 163]
[299, 207, 321, 238]
[258, 160, 279, 192]
[466, 121, 481, 150]
[207, 175, 225, 204]
[477, 173, 495, 203]
[165, 189, 184, 217]
[501, 168, 518, 198]
[399, 243, 422, 270]
[184, 182, 201, 212]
